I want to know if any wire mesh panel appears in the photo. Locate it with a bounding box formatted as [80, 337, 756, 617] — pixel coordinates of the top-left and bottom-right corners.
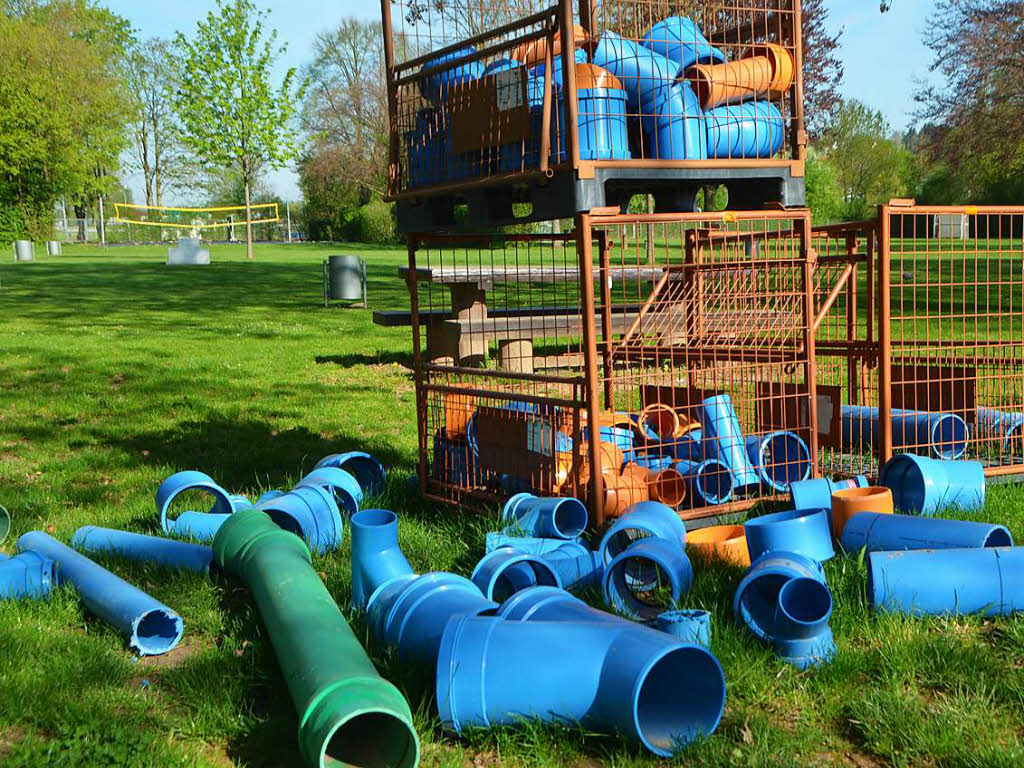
[879, 204, 1024, 474]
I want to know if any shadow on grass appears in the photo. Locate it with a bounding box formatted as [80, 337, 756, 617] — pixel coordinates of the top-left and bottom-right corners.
[315, 350, 413, 369]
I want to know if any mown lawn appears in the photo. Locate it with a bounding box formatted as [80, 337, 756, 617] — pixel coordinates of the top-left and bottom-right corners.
[1, 242, 1023, 767]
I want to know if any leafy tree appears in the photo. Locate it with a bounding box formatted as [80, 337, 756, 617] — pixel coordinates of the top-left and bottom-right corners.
[804, 147, 844, 224]
[801, 0, 845, 139]
[172, 0, 304, 259]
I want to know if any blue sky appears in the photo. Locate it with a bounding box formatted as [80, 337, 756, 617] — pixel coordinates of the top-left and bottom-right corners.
[106, 0, 935, 203]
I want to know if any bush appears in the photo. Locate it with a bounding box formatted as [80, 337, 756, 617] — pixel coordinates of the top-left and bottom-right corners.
[0, 205, 28, 243]
[349, 200, 397, 244]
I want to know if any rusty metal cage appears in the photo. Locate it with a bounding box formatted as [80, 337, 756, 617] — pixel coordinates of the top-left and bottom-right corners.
[382, 0, 807, 231]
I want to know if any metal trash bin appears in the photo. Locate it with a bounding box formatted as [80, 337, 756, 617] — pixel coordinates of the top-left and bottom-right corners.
[324, 255, 367, 307]
[46, 241, 62, 256]
[14, 240, 34, 261]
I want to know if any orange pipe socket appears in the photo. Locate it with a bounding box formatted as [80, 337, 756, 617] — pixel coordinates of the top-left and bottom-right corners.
[443, 384, 476, 438]
[685, 56, 774, 110]
[648, 467, 687, 508]
[512, 24, 588, 66]
[600, 463, 650, 518]
[830, 486, 894, 540]
[686, 525, 750, 567]
[743, 43, 794, 98]
[638, 403, 698, 441]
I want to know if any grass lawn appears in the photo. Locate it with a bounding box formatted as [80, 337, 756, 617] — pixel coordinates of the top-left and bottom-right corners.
[2, 242, 1024, 767]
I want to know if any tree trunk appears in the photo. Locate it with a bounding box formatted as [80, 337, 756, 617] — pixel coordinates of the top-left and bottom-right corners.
[244, 179, 254, 260]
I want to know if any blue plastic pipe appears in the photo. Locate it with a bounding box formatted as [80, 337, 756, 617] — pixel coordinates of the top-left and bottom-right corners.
[349, 509, 414, 611]
[674, 458, 735, 506]
[790, 475, 868, 511]
[71, 526, 213, 574]
[166, 511, 231, 542]
[698, 394, 760, 488]
[18, 531, 183, 655]
[841, 405, 970, 460]
[771, 577, 835, 668]
[484, 532, 581, 555]
[878, 453, 985, 515]
[656, 609, 711, 648]
[436, 615, 727, 756]
[498, 585, 631, 625]
[744, 431, 811, 492]
[733, 550, 825, 641]
[419, 46, 484, 103]
[640, 16, 727, 71]
[841, 512, 1013, 553]
[975, 407, 1024, 452]
[0, 550, 55, 600]
[295, 467, 362, 514]
[471, 548, 561, 601]
[156, 470, 233, 536]
[604, 537, 693, 620]
[744, 508, 835, 563]
[257, 485, 344, 554]
[868, 547, 1024, 616]
[598, 501, 687, 565]
[538, 541, 603, 590]
[705, 102, 786, 159]
[592, 31, 676, 112]
[501, 492, 589, 539]
[315, 451, 386, 497]
[640, 81, 707, 160]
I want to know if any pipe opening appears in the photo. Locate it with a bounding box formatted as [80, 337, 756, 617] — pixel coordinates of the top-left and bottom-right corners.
[552, 498, 588, 539]
[778, 577, 831, 625]
[761, 433, 810, 489]
[604, 527, 653, 562]
[352, 509, 397, 528]
[612, 557, 677, 619]
[885, 457, 925, 512]
[652, 469, 687, 507]
[340, 456, 386, 497]
[696, 462, 733, 504]
[490, 560, 559, 603]
[324, 712, 418, 768]
[932, 416, 968, 460]
[985, 528, 1013, 548]
[635, 646, 726, 754]
[738, 572, 788, 637]
[266, 510, 304, 536]
[134, 610, 183, 655]
[166, 488, 227, 522]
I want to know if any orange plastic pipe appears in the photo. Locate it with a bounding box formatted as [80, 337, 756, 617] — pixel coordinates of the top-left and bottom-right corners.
[649, 467, 687, 508]
[601, 463, 650, 517]
[513, 24, 588, 66]
[686, 525, 750, 567]
[685, 56, 774, 110]
[743, 43, 794, 98]
[830, 486, 894, 540]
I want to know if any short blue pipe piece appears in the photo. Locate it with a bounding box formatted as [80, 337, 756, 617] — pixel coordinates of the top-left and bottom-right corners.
[674, 458, 736, 506]
[71, 526, 213, 574]
[294, 466, 362, 514]
[841, 512, 1013, 553]
[868, 547, 1024, 617]
[640, 16, 727, 71]
[744, 431, 812, 492]
[706, 102, 786, 159]
[583, 423, 634, 452]
[314, 451, 386, 497]
[655, 609, 711, 648]
[975, 407, 1024, 453]
[790, 475, 869, 512]
[349, 509, 414, 611]
[733, 550, 825, 641]
[229, 494, 253, 511]
[879, 453, 985, 515]
[698, 394, 760, 489]
[471, 548, 561, 601]
[539, 541, 603, 591]
[419, 46, 484, 104]
[598, 500, 687, 565]
[668, 431, 704, 463]
[841, 405, 970, 460]
[484, 532, 581, 555]
[592, 31, 676, 113]
[257, 485, 344, 554]
[501, 493, 589, 540]
[18, 531, 183, 655]
[604, 537, 693, 620]
[744, 508, 835, 563]
[0, 550, 56, 600]
[155, 470, 233, 536]
[436, 615, 727, 756]
[771, 577, 835, 669]
[167, 511, 231, 542]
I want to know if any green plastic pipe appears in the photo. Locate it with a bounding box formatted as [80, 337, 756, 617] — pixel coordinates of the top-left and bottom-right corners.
[213, 508, 419, 768]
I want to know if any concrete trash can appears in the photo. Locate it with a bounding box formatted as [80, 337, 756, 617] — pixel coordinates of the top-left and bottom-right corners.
[46, 241, 62, 256]
[14, 240, 34, 261]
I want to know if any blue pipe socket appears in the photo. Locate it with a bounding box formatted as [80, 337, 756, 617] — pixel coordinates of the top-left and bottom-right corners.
[674, 458, 735, 506]
[744, 508, 835, 563]
[699, 394, 760, 490]
[484, 531, 582, 555]
[295, 467, 362, 514]
[156, 470, 234, 542]
[598, 501, 687, 564]
[868, 547, 1024, 617]
[315, 451, 386, 497]
[744, 431, 812, 492]
[656, 609, 712, 648]
[471, 548, 560, 601]
[603, 537, 693, 620]
[0, 550, 56, 600]
[257, 485, 344, 555]
[841, 405, 970, 460]
[879, 453, 985, 515]
[790, 475, 869, 511]
[976, 406, 1024, 452]
[72, 526, 213, 574]
[842, 512, 1012, 552]
[349, 509, 414, 611]
[640, 16, 727, 71]
[501, 493, 589, 540]
[18, 531, 183, 655]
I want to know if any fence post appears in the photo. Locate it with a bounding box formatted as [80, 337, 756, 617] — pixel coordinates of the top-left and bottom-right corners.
[877, 204, 893, 468]
[798, 213, 821, 478]
[98, 197, 106, 245]
[576, 212, 605, 527]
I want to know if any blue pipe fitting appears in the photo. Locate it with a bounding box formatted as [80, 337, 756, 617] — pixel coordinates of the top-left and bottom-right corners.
[592, 31, 676, 113]
[71, 526, 213, 574]
[744, 431, 812, 492]
[419, 46, 484, 104]
[256, 490, 286, 505]
[868, 547, 1024, 616]
[656, 609, 711, 648]
[640, 81, 707, 160]
[540, 541, 603, 590]
[484, 532, 580, 555]
[879, 453, 985, 514]
[790, 475, 869, 511]
[744, 508, 835, 563]
[841, 512, 1012, 553]
[349, 509, 414, 611]
[698, 394, 760, 488]
[257, 485, 344, 554]
[166, 511, 231, 542]
[294, 467, 362, 514]
[842, 405, 970, 460]
[674, 458, 735, 506]
[436, 615, 727, 756]
[0, 550, 55, 600]
[598, 500, 687, 565]
[314, 451, 386, 497]
[229, 494, 253, 511]
[584, 424, 634, 452]
[501, 493, 588, 539]
[640, 16, 727, 71]
[18, 531, 183, 655]
[706, 102, 786, 159]
[498, 585, 630, 625]
[733, 550, 825, 641]
[156, 470, 233, 536]
[771, 577, 835, 669]
[604, 537, 693, 620]
[471, 548, 561, 601]
[976, 407, 1024, 452]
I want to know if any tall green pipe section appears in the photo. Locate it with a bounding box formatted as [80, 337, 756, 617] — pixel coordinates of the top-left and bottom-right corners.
[213, 508, 419, 768]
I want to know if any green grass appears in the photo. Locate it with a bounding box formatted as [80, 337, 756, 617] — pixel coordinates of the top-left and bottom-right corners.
[2, 242, 1024, 767]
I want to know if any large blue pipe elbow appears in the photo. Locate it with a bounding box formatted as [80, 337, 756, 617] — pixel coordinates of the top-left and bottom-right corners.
[436, 615, 726, 756]
[878, 453, 985, 514]
[733, 550, 825, 641]
[501, 493, 589, 539]
[498, 585, 630, 625]
[315, 452, 386, 497]
[744, 508, 835, 563]
[705, 102, 786, 159]
[868, 547, 1024, 616]
[0, 550, 56, 600]
[592, 31, 676, 112]
[349, 509, 414, 611]
[640, 16, 727, 71]
[603, 537, 693, 620]
[598, 501, 687, 564]
[841, 512, 1012, 553]
[771, 577, 835, 668]
[841, 405, 969, 460]
[71, 526, 213, 574]
[698, 394, 759, 488]
[790, 475, 868, 511]
[744, 432, 811, 492]
[18, 531, 183, 655]
[484, 532, 581, 555]
[156, 470, 233, 536]
[471, 547, 561, 601]
[257, 485, 344, 554]
[295, 467, 362, 514]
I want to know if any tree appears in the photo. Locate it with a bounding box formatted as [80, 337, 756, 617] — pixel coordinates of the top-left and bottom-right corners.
[801, 0, 844, 139]
[804, 147, 844, 224]
[172, 0, 304, 259]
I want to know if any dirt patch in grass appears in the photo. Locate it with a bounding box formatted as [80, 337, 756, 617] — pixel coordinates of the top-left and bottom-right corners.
[0, 727, 26, 759]
[136, 636, 212, 674]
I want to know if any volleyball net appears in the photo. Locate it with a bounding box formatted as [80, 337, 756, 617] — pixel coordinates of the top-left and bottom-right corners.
[113, 203, 280, 230]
